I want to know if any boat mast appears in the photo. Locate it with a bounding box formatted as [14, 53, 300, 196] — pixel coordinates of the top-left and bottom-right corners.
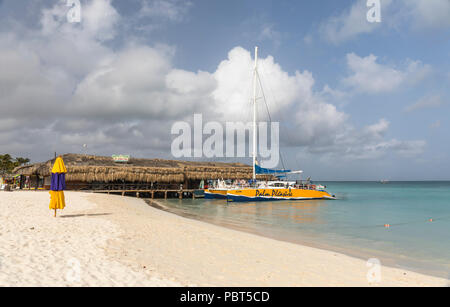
[252, 46, 258, 181]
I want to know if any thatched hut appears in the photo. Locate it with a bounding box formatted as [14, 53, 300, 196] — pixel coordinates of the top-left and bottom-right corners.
[13, 153, 272, 190]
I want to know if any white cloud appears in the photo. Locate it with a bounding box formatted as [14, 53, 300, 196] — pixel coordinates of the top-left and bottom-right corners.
[320, 0, 388, 44]
[364, 118, 389, 138]
[385, 139, 427, 158]
[320, 85, 350, 107]
[319, 0, 450, 44]
[430, 120, 441, 129]
[0, 1, 427, 163]
[139, 0, 192, 22]
[213, 47, 304, 121]
[342, 53, 431, 94]
[41, 0, 120, 41]
[0, 37, 61, 118]
[81, 0, 121, 40]
[69, 45, 211, 120]
[405, 95, 446, 112]
[258, 24, 282, 47]
[308, 119, 426, 160]
[402, 0, 450, 29]
[36, 0, 117, 80]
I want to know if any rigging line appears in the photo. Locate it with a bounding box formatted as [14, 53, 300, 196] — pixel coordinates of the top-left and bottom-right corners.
[256, 71, 288, 175]
[256, 72, 273, 122]
[258, 61, 302, 174]
[256, 70, 288, 174]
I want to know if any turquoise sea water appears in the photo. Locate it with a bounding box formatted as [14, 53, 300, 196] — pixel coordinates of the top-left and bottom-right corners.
[150, 182, 450, 278]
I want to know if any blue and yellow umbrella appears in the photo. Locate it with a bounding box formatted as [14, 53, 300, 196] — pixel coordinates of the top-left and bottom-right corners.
[49, 157, 67, 217]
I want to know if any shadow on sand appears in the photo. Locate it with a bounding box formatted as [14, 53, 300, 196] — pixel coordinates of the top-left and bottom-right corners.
[59, 213, 112, 218]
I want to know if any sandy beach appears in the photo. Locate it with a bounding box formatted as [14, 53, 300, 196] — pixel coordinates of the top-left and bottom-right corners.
[0, 191, 447, 287]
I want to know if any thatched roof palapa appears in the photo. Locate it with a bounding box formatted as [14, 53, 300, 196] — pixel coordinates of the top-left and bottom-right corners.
[13, 154, 273, 183]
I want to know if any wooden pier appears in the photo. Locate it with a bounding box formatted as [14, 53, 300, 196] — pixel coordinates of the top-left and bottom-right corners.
[85, 182, 203, 199]
[17, 182, 204, 199]
[93, 189, 199, 199]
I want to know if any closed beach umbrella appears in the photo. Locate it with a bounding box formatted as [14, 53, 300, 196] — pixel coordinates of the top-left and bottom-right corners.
[49, 157, 67, 217]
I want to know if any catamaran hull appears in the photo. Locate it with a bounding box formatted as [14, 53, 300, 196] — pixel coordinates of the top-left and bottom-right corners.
[227, 189, 335, 202]
[204, 189, 228, 199]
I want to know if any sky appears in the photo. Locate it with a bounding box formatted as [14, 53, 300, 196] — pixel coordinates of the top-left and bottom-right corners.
[0, 0, 449, 180]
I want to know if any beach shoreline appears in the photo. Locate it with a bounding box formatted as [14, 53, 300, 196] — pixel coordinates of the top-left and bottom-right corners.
[145, 198, 449, 279]
[0, 191, 447, 287]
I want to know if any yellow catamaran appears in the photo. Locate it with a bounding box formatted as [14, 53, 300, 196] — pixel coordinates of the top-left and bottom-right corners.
[207, 47, 335, 202]
[204, 179, 230, 199]
[226, 180, 335, 202]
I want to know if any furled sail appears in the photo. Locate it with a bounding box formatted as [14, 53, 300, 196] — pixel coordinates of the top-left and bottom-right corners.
[255, 163, 291, 175]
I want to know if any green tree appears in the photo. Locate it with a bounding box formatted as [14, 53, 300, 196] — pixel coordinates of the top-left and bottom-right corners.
[15, 157, 30, 166]
[0, 154, 30, 175]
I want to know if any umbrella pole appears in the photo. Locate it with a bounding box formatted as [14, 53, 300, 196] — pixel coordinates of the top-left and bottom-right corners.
[54, 208, 57, 217]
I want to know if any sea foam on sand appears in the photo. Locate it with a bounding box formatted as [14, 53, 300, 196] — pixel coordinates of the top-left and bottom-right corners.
[0, 191, 447, 287]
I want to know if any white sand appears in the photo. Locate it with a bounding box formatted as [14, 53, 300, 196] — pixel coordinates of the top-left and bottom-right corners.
[0, 191, 447, 287]
[0, 191, 179, 286]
